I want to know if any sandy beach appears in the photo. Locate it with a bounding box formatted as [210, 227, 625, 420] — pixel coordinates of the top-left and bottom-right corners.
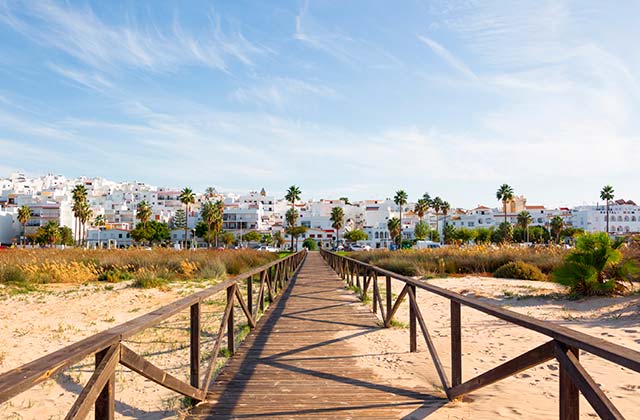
[1, 275, 639, 419]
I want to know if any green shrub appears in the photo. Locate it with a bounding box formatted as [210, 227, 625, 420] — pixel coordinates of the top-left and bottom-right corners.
[133, 274, 168, 289]
[302, 238, 318, 250]
[493, 261, 547, 281]
[98, 269, 133, 283]
[198, 260, 227, 279]
[553, 232, 638, 296]
[374, 258, 418, 276]
[0, 266, 27, 284]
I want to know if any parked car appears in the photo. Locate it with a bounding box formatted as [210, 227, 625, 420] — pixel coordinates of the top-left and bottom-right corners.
[257, 245, 280, 252]
[413, 240, 441, 249]
[349, 243, 371, 252]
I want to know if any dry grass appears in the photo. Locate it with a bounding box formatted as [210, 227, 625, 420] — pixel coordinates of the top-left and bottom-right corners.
[350, 245, 569, 277]
[0, 248, 278, 287]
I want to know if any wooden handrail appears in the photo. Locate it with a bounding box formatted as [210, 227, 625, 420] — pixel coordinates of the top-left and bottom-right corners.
[320, 249, 639, 419]
[0, 250, 307, 419]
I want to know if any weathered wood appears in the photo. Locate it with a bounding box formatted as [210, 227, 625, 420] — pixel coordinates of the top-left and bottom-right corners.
[120, 345, 205, 401]
[372, 273, 378, 314]
[406, 287, 449, 391]
[190, 302, 201, 393]
[557, 343, 580, 420]
[373, 276, 387, 322]
[385, 284, 409, 327]
[385, 275, 392, 324]
[247, 276, 253, 319]
[234, 285, 256, 329]
[64, 344, 119, 420]
[555, 342, 623, 420]
[448, 340, 555, 399]
[227, 286, 236, 355]
[409, 285, 417, 353]
[320, 250, 640, 373]
[451, 301, 462, 388]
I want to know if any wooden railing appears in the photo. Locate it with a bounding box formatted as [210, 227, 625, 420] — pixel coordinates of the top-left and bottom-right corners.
[321, 249, 639, 420]
[0, 250, 306, 420]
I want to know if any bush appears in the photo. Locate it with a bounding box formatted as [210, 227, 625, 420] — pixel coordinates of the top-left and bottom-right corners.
[493, 261, 547, 281]
[374, 258, 418, 276]
[98, 269, 133, 283]
[302, 238, 318, 250]
[553, 232, 638, 296]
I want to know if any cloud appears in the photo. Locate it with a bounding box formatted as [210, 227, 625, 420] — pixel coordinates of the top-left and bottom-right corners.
[417, 35, 477, 80]
[232, 78, 336, 107]
[0, 0, 267, 73]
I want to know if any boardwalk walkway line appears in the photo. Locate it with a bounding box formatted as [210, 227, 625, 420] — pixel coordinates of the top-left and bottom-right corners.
[188, 252, 440, 419]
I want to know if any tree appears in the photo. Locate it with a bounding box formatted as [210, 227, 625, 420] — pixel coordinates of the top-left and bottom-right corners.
[496, 184, 514, 224]
[242, 230, 262, 243]
[59, 226, 74, 246]
[285, 185, 301, 251]
[387, 217, 401, 249]
[78, 202, 93, 247]
[344, 229, 368, 242]
[393, 190, 408, 247]
[179, 187, 195, 249]
[200, 200, 223, 247]
[414, 198, 429, 222]
[302, 238, 318, 250]
[443, 224, 456, 244]
[205, 186, 217, 199]
[339, 197, 351, 205]
[600, 185, 615, 235]
[550, 216, 565, 243]
[474, 227, 493, 244]
[36, 220, 61, 246]
[414, 221, 429, 240]
[273, 231, 285, 248]
[171, 209, 187, 230]
[330, 207, 344, 245]
[136, 201, 152, 227]
[71, 184, 88, 246]
[94, 214, 106, 248]
[492, 222, 513, 243]
[220, 231, 236, 247]
[286, 226, 307, 250]
[455, 227, 477, 244]
[432, 196, 443, 241]
[131, 221, 170, 245]
[441, 201, 451, 229]
[17, 205, 32, 246]
[517, 211, 533, 242]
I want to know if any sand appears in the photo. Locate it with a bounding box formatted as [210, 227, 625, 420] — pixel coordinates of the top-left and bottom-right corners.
[1, 275, 639, 419]
[348, 276, 640, 419]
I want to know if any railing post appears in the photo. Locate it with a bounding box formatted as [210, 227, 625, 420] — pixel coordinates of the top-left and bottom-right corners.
[372, 273, 378, 314]
[259, 271, 265, 312]
[559, 344, 579, 420]
[385, 275, 392, 326]
[227, 285, 235, 355]
[95, 348, 115, 420]
[190, 302, 201, 395]
[451, 301, 462, 388]
[409, 285, 417, 353]
[247, 276, 253, 319]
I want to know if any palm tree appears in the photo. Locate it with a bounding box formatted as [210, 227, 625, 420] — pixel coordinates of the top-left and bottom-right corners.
[330, 207, 344, 246]
[212, 200, 224, 247]
[517, 211, 533, 242]
[179, 187, 196, 249]
[432, 196, 443, 239]
[414, 198, 429, 222]
[387, 217, 401, 249]
[441, 201, 451, 230]
[71, 184, 88, 246]
[550, 216, 565, 243]
[496, 184, 514, 224]
[94, 214, 106, 248]
[205, 187, 217, 199]
[78, 202, 93, 247]
[285, 185, 301, 251]
[42, 220, 61, 247]
[136, 201, 152, 227]
[17, 205, 32, 247]
[200, 200, 219, 247]
[393, 190, 408, 248]
[600, 185, 615, 234]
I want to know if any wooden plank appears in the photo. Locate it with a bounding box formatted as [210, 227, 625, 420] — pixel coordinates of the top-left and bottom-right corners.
[190, 303, 201, 393]
[247, 276, 253, 319]
[385, 284, 409, 327]
[234, 286, 256, 329]
[451, 301, 462, 388]
[119, 345, 205, 401]
[409, 285, 417, 353]
[448, 340, 555, 399]
[554, 342, 623, 420]
[227, 286, 235, 355]
[321, 251, 640, 373]
[385, 275, 392, 324]
[65, 344, 119, 420]
[406, 287, 449, 392]
[201, 290, 235, 393]
[557, 343, 580, 420]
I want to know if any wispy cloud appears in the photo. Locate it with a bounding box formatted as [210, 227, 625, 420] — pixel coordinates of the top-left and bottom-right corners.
[232, 78, 336, 107]
[417, 35, 478, 79]
[0, 0, 267, 73]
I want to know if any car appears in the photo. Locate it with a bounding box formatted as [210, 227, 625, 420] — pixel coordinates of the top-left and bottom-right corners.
[257, 245, 279, 252]
[413, 240, 441, 249]
[349, 243, 371, 252]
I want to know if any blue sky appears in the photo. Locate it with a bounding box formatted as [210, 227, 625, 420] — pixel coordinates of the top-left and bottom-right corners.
[1, 1, 638, 208]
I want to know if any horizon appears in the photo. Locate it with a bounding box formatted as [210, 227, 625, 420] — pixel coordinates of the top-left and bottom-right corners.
[1, 1, 638, 209]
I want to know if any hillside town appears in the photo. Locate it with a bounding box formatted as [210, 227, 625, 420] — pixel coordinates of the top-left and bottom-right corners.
[0, 172, 637, 249]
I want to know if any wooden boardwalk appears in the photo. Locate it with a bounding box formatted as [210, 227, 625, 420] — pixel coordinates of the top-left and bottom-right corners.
[188, 252, 437, 419]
